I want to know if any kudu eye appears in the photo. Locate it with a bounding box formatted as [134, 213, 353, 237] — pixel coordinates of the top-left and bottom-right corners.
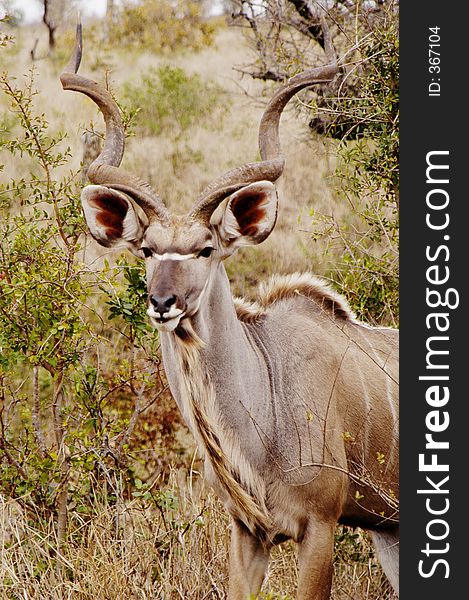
[140, 247, 152, 259]
[198, 246, 214, 258]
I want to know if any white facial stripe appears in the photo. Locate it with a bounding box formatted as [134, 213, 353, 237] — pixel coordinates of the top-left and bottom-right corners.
[153, 252, 196, 261]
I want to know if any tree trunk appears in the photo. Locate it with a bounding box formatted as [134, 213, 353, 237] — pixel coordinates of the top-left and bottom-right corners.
[43, 0, 65, 52]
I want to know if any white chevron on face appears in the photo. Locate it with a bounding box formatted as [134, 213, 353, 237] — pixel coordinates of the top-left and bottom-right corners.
[153, 252, 196, 261]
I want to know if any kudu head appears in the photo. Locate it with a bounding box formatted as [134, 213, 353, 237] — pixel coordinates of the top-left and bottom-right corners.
[61, 24, 337, 333]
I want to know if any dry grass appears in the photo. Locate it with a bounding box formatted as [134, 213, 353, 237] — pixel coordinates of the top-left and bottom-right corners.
[0, 470, 230, 599]
[1, 21, 391, 600]
[1, 470, 392, 600]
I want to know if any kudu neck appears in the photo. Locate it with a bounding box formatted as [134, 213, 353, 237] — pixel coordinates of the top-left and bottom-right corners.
[158, 260, 263, 435]
[191, 262, 245, 346]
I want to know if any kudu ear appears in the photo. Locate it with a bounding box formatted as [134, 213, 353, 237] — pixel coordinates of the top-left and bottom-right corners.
[81, 185, 148, 254]
[211, 181, 278, 249]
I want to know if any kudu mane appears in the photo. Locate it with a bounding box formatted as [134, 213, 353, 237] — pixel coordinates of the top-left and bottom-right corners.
[233, 273, 355, 324]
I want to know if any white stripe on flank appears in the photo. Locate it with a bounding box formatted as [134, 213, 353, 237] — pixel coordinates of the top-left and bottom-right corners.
[153, 252, 196, 261]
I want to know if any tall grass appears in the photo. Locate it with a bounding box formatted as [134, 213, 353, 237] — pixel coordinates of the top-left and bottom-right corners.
[1, 469, 392, 599]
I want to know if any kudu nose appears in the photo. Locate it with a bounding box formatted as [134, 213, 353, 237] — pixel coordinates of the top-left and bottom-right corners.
[150, 294, 177, 316]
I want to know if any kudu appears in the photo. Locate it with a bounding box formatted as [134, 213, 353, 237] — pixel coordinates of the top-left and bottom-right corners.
[61, 24, 399, 600]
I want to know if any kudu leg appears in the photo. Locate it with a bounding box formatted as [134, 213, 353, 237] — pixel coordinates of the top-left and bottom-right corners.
[227, 519, 271, 599]
[370, 527, 399, 595]
[296, 520, 335, 600]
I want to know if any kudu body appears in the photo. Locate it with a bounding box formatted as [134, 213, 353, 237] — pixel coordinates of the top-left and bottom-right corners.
[62, 25, 399, 599]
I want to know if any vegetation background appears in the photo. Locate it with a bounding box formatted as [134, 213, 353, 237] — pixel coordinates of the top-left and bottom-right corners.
[0, 1, 398, 598]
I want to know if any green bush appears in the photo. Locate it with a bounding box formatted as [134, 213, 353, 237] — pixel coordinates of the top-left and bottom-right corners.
[123, 65, 225, 139]
[110, 0, 216, 53]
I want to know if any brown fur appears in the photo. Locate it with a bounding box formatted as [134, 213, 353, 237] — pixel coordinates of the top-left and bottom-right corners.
[231, 193, 267, 237]
[92, 192, 128, 239]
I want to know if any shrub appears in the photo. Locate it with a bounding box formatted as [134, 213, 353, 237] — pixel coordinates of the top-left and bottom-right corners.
[123, 64, 226, 139]
[110, 0, 216, 53]
[0, 64, 183, 549]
